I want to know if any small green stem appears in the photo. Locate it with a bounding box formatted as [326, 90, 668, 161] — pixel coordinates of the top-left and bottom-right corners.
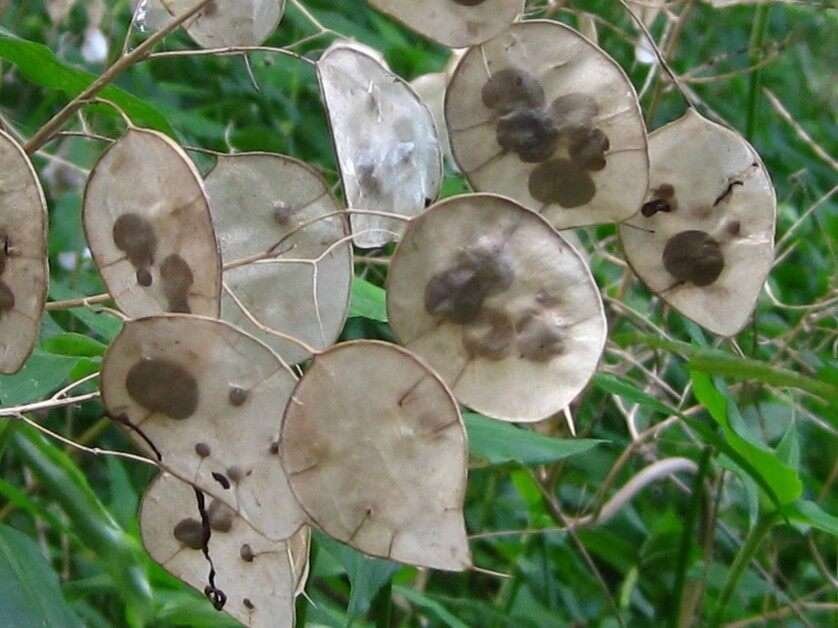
[745, 5, 770, 141]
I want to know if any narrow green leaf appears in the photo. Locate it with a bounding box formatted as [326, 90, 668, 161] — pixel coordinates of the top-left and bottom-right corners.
[783, 501, 838, 536]
[49, 283, 123, 342]
[42, 333, 107, 358]
[0, 476, 67, 532]
[465, 413, 603, 466]
[0, 352, 80, 405]
[775, 420, 800, 470]
[0, 524, 84, 628]
[393, 586, 469, 628]
[350, 277, 388, 322]
[593, 373, 674, 415]
[0, 34, 174, 136]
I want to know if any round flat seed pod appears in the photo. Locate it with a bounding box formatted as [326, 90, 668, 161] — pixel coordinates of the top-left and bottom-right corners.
[317, 43, 443, 249]
[141, 473, 296, 628]
[101, 315, 306, 540]
[0, 129, 48, 374]
[446, 20, 649, 229]
[368, 0, 524, 49]
[280, 341, 472, 571]
[205, 153, 352, 364]
[620, 110, 777, 336]
[83, 128, 221, 318]
[161, 0, 285, 48]
[387, 194, 607, 423]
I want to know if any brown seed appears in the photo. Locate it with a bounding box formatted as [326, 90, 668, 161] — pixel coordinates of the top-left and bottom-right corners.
[112, 213, 157, 269]
[195, 442, 211, 458]
[240, 543, 255, 562]
[160, 254, 194, 299]
[496, 108, 560, 163]
[662, 230, 725, 287]
[273, 201, 295, 226]
[207, 499, 235, 533]
[243, 598, 255, 611]
[173, 518, 205, 550]
[529, 159, 596, 208]
[136, 268, 153, 287]
[516, 310, 565, 362]
[726, 220, 742, 237]
[656, 184, 675, 199]
[549, 93, 599, 134]
[125, 358, 199, 420]
[452, 0, 487, 5]
[0, 281, 14, 314]
[569, 127, 610, 171]
[481, 68, 546, 115]
[641, 198, 672, 218]
[462, 309, 514, 360]
[228, 386, 248, 407]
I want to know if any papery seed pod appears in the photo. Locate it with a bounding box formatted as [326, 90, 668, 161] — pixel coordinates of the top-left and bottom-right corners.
[161, 0, 285, 48]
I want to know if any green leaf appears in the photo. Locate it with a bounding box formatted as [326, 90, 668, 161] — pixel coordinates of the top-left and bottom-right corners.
[783, 501, 838, 536]
[465, 413, 603, 466]
[0, 34, 174, 136]
[42, 333, 107, 358]
[690, 372, 802, 505]
[350, 277, 388, 322]
[48, 283, 123, 342]
[0, 352, 81, 405]
[393, 586, 469, 628]
[593, 373, 674, 416]
[775, 420, 800, 470]
[0, 524, 84, 628]
[0, 476, 67, 532]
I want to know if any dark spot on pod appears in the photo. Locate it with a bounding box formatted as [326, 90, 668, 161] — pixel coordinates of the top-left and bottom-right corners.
[462, 309, 515, 360]
[136, 268, 153, 287]
[662, 230, 725, 287]
[549, 93, 599, 134]
[195, 442, 211, 458]
[516, 310, 565, 362]
[207, 499, 235, 533]
[125, 358, 199, 420]
[269, 442, 280, 455]
[726, 220, 741, 237]
[212, 472, 231, 490]
[452, 0, 488, 5]
[243, 598, 255, 611]
[160, 254, 194, 312]
[0, 281, 14, 314]
[0, 233, 7, 275]
[228, 386, 248, 407]
[641, 198, 672, 218]
[173, 518, 205, 550]
[227, 466, 244, 484]
[568, 127, 610, 172]
[356, 162, 381, 196]
[203, 0, 218, 17]
[273, 201, 295, 226]
[112, 213, 157, 269]
[481, 68, 546, 115]
[529, 159, 596, 208]
[656, 184, 675, 199]
[496, 108, 560, 163]
[240, 544, 255, 562]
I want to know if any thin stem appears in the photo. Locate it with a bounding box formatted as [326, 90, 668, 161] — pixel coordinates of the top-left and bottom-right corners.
[745, 5, 770, 141]
[0, 393, 100, 418]
[147, 45, 314, 66]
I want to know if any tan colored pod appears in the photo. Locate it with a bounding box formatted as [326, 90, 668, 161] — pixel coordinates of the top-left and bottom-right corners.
[368, 0, 524, 49]
[101, 315, 307, 540]
[317, 43, 443, 249]
[281, 341, 472, 571]
[387, 194, 607, 423]
[205, 153, 352, 364]
[161, 0, 285, 48]
[620, 109, 776, 336]
[83, 128, 221, 318]
[446, 20, 649, 229]
[140, 473, 300, 628]
[0, 129, 49, 374]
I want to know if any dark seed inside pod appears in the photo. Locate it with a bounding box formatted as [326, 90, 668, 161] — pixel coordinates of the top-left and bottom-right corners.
[549, 93, 599, 134]
[125, 357, 199, 420]
[207, 499, 235, 533]
[160, 254, 194, 313]
[516, 310, 565, 362]
[227, 466, 244, 484]
[529, 159, 596, 208]
[240, 543, 255, 562]
[452, 0, 488, 5]
[641, 198, 671, 218]
[195, 442, 211, 458]
[228, 386, 248, 407]
[462, 309, 515, 360]
[0, 233, 7, 275]
[568, 127, 610, 171]
[656, 184, 675, 199]
[243, 598, 255, 610]
[136, 268, 153, 287]
[112, 213, 157, 269]
[0, 281, 14, 314]
[662, 230, 725, 287]
[496, 108, 560, 163]
[726, 220, 741, 237]
[173, 518, 205, 550]
[481, 68, 546, 115]
[273, 201, 295, 226]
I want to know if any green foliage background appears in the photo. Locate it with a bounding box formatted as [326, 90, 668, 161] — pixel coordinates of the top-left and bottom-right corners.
[0, 1, 836, 626]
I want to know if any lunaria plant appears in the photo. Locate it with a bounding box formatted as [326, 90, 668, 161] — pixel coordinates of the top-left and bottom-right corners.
[0, 129, 48, 374]
[446, 20, 649, 229]
[387, 194, 607, 422]
[160, 0, 286, 47]
[620, 110, 777, 336]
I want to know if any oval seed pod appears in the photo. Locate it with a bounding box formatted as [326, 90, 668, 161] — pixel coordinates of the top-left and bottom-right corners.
[140, 473, 298, 628]
[280, 341, 472, 571]
[101, 315, 306, 540]
[0, 129, 49, 374]
[83, 128, 221, 318]
[620, 109, 777, 336]
[205, 153, 352, 364]
[368, 0, 524, 49]
[387, 194, 607, 423]
[317, 43, 443, 248]
[161, 0, 285, 48]
[446, 20, 649, 229]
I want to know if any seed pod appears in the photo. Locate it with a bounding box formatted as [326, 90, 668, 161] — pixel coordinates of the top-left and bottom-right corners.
[620, 109, 776, 336]
[205, 153, 352, 363]
[161, 0, 285, 48]
[101, 315, 306, 539]
[446, 20, 649, 229]
[387, 194, 607, 423]
[281, 341, 471, 571]
[83, 128, 221, 318]
[317, 43, 442, 248]
[368, 0, 524, 48]
[141, 473, 299, 628]
[0, 129, 48, 374]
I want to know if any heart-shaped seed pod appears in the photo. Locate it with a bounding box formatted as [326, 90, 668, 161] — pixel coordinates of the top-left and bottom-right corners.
[317, 43, 443, 248]
[446, 20, 649, 229]
[141, 473, 305, 628]
[387, 194, 607, 423]
[0, 129, 49, 374]
[161, 0, 285, 48]
[101, 315, 306, 540]
[368, 0, 524, 49]
[83, 128, 221, 318]
[280, 341, 472, 571]
[620, 109, 777, 336]
[205, 153, 353, 364]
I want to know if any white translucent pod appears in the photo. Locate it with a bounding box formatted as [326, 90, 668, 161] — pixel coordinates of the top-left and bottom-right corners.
[161, 0, 285, 48]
